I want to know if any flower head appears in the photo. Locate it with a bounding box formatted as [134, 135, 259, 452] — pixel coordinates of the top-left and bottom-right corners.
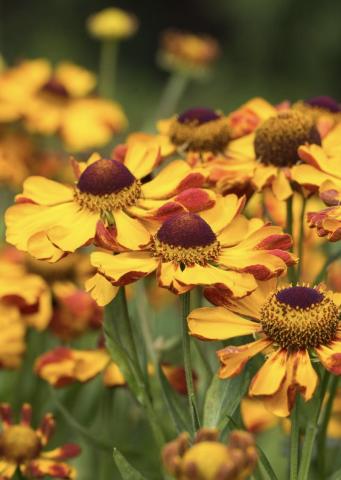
[87, 8, 138, 40]
[188, 280, 341, 416]
[162, 428, 257, 480]
[87, 196, 295, 305]
[0, 403, 80, 478]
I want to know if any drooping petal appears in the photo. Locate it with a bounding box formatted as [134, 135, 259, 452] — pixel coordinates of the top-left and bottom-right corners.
[91, 251, 158, 286]
[85, 273, 119, 307]
[20, 404, 32, 427]
[316, 340, 341, 375]
[175, 264, 257, 298]
[113, 210, 151, 250]
[123, 143, 160, 179]
[217, 338, 272, 378]
[157, 261, 191, 294]
[271, 169, 292, 201]
[103, 362, 126, 386]
[15, 176, 73, 205]
[188, 306, 260, 340]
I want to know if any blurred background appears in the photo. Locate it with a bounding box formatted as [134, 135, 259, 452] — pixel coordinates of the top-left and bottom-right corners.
[3, 0, 341, 129]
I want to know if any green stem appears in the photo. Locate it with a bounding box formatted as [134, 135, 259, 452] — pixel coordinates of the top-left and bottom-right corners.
[296, 198, 306, 283]
[298, 370, 330, 480]
[316, 375, 339, 478]
[286, 196, 296, 284]
[181, 291, 200, 434]
[98, 39, 119, 98]
[290, 399, 300, 480]
[314, 248, 341, 285]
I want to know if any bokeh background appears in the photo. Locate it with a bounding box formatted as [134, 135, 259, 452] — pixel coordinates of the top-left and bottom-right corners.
[4, 0, 341, 130]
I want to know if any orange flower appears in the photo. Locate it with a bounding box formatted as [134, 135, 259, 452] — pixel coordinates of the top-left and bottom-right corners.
[6, 146, 210, 262]
[87, 196, 295, 306]
[189, 280, 341, 417]
[0, 403, 80, 479]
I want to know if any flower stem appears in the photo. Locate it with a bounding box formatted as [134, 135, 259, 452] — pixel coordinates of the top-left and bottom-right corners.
[290, 399, 300, 480]
[298, 370, 330, 480]
[316, 375, 339, 478]
[296, 197, 306, 282]
[156, 72, 190, 119]
[286, 196, 296, 284]
[99, 39, 118, 99]
[181, 291, 200, 434]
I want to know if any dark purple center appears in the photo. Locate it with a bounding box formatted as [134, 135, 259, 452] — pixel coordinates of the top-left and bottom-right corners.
[305, 96, 341, 113]
[276, 286, 324, 309]
[178, 107, 221, 125]
[156, 212, 216, 248]
[41, 78, 69, 98]
[77, 159, 136, 195]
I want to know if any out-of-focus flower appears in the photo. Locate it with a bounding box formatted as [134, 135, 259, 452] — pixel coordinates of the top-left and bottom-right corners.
[307, 182, 341, 241]
[189, 281, 341, 417]
[164, 107, 230, 153]
[293, 96, 341, 138]
[241, 397, 278, 433]
[158, 29, 220, 77]
[327, 260, 341, 292]
[87, 196, 295, 305]
[5, 146, 212, 264]
[35, 346, 195, 395]
[327, 387, 341, 438]
[87, 8, 138, 40]
[162, 428, 258, 480]
[0, 403, 80, 479]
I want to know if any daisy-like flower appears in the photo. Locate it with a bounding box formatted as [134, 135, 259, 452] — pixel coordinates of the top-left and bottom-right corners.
[86, 196, 295, 305]
[158, 107, 230, 154]
[5, 144, 210, 262]
[162, 428, 258, 480]
[157, 30, 220, 78]
[0, 404, 80, 479]
[188, 280, 341, 417]
[292, 95, 341, 137]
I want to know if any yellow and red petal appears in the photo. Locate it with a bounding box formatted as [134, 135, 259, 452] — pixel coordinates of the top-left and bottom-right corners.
[85, 273, 119, 307]
[175, 264, 257, 298]
[188, 306, 260, 341]
[252, 165, 278, 192]
[315, 340, 341, 375]
[20, 404, 32, 427]
[91, 251, 158, 286]
[42, 444, 81, 460]
[103, 362, 126, 387]
[241, 397, 278, 433]
[22, 459, 76, 479]
[157, 261, 191, 295]
[200, 195, 245, 234]
[113, 210, 151, 250]
[249, 349, 288, 397]
[15, 176, 73, 205]
[0, 460, 16, 479]
[0, 404, 13, 428]
[36, 413, 55, 446]
[217, 338, 272, 379]
[141, 160, 205, 199]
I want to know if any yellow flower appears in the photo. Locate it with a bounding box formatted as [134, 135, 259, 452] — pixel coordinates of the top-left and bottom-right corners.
[189, 280, 341, 417]
[158, 29, 220, 76]
[292, 96, 341, 137]
[162, 428, 257, 480]
[0, 403, 80, 478]
[219, 105, 341, 201]
[86, 196, 295, 306]
[5, 146, 210, 263]
[87, 7, 138, 40]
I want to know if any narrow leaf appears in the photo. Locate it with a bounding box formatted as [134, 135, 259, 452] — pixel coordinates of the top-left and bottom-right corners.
[113, 448, 148, 480]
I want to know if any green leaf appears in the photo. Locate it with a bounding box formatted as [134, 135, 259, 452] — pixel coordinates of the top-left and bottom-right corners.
[203, 373, 249, 428]
[113, 448, 148, 480]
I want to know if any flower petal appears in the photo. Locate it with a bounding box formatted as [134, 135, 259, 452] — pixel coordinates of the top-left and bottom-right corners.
[188, 306, 260, 340]
[16, 176, 73, 205]
[249, 349, 288, 397]
[85, 273, 119, 307]
[113, 210, 151, 250]
[22, 459, 76, 479]
[217, 338, 272, 378]
[316, 340, 341, 375]
[123, 143, 160, 179]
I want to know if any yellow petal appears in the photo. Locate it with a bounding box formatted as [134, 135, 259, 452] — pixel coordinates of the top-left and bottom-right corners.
[16, 176, 73, 205]
[249, 349, 287, 397]
[113, 210, 151, 250]
[85, 273, 119, 307]
[124, 143, 160, 179]
[188, 306, 260, 340]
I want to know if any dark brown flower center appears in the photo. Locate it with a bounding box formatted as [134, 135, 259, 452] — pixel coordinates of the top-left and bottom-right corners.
[153, 212, 220, 266]
[254, 111, 321, 167]
[41, 78, 69, 98]
[260, 286, 339, 350]
[305, 96, 341, 113]
[0, 426, 40, 462]
[178, 107, 221, 125]
[77, 159, 136, 195]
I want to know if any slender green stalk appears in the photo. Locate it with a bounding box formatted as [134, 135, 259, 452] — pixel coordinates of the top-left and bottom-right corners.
[181, 291, 200, 434]
[15, 469, 25, 480]
[298, 371, 330, 480]
[296, 198, 306, 282]
[98, 39, 119, 98]
[314, 248, 341, 284]
[290, 399, 300, 480]
[156, 72, 190, 119]
[286, 196, 296, 284]
[316, 375, 339, 478]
